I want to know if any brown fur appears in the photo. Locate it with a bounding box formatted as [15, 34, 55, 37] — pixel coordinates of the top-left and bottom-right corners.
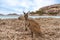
[28, 19, 41, 34]
[24, 12, 42, 38]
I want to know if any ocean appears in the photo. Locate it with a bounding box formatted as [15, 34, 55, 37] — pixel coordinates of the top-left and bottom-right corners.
[0, 15, 20, 19]
[29, 16, 60, 18]
[0, 15, 60, 19]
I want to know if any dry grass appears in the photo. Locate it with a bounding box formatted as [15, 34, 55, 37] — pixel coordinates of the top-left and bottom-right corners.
[0, 18, 60, 40]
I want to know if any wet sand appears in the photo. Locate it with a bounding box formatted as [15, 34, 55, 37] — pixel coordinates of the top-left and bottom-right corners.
[0, 18, 60, 40]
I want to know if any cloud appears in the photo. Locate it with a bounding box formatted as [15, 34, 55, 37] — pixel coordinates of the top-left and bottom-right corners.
[31, 0, 57, 11]
[3, 0, 19, 6]
[0, 0, 58, 14]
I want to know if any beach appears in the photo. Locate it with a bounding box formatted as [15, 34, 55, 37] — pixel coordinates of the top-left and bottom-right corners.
[0, 18, 60, 40]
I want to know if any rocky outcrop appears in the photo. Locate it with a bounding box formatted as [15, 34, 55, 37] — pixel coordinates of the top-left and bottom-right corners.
[18, 15, 25, 20]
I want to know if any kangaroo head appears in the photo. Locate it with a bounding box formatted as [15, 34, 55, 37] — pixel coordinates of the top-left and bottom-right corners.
[23, 11, 28, 20]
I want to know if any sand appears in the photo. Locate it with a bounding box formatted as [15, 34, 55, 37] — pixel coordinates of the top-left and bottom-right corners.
[0, 18, 60, 40]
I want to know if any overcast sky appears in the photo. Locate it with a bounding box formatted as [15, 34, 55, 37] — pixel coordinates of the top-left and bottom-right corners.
[0, 0, 60, 15]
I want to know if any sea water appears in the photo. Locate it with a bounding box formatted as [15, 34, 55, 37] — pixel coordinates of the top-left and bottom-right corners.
[0, 15, 20, 19]
[29, 16, 60, 18]
[0, 15, 60, 19]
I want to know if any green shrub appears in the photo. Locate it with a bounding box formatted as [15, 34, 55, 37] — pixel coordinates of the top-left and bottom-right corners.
[48, 12, 58, 15]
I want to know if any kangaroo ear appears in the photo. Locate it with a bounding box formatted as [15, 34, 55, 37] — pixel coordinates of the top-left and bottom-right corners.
[23, 11, 25, 14]
[24, 12, 25, 14]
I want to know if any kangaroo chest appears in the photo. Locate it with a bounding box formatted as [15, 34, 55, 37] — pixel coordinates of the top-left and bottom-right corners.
[27, 20, 41, 33]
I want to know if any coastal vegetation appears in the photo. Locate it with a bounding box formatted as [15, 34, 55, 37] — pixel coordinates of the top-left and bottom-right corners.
[7, 13, 19, 16]
[30, 4, 60, 16]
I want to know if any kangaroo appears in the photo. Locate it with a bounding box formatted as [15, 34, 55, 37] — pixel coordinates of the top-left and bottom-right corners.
[24, 12, 43, 39]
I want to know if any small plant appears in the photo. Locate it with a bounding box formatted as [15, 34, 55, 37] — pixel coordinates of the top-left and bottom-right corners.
[30, 12, 35, 14]
[36, 10, 44, 15]
[48, 9, 58, 15]
[48, 12, 57, 15]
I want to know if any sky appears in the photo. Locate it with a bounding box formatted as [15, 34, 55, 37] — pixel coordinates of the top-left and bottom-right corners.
[0, 0, 60, 15]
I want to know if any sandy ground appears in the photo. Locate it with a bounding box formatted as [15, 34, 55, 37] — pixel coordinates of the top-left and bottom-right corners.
[0, 18, 60, 40]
